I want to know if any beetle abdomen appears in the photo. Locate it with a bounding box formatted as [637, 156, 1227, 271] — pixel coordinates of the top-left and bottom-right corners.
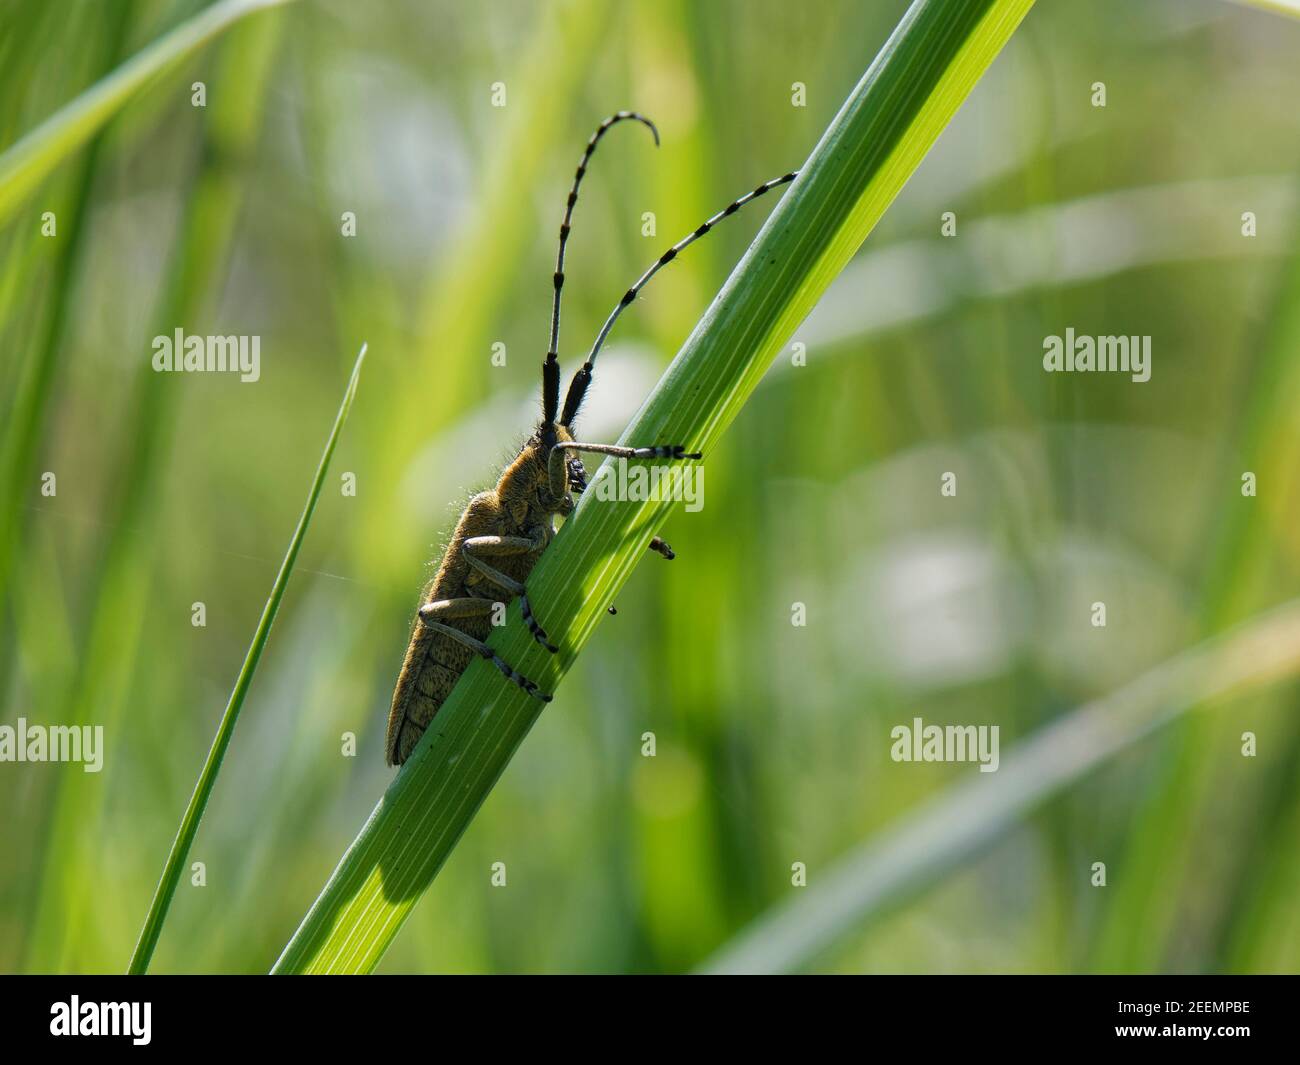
[385, 525, 547, 765]
[387, 621, 474, 766]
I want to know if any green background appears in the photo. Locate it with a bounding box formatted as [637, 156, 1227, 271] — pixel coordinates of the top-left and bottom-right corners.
[2, 0, 1299, 973]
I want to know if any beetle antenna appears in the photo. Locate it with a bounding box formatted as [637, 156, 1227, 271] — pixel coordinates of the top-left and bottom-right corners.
[560, 170, 798, 427]
[542, 111, 659, 427]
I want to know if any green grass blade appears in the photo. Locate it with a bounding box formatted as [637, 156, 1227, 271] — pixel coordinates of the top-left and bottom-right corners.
[128, 343, 367, 975]
[23, 12, 292, 972]
[1084, 195, 1300, 973]
[0, 0, 295, 228]
[1231, 0, 1300, 18]
[272, 0, 1036, 976]
[0, 0, 132, 642]
[698, 599, 1300, 974]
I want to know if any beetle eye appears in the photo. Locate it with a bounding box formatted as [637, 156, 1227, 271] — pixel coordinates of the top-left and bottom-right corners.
[567, 458, 587, 493]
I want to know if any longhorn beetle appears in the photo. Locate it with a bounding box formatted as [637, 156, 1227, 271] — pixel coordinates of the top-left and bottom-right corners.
[386, 111, 796, 765]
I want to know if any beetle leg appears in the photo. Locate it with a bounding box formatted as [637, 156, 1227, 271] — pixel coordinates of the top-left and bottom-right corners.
[547, 440, 701, 495]
[556, 442, 703, 461]
[418, 598, 551, 703]
[553, 444, 691, 565]
[461, 534, 558, 653]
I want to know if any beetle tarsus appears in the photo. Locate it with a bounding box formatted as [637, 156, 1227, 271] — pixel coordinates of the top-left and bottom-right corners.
[520, 591, 559, 653]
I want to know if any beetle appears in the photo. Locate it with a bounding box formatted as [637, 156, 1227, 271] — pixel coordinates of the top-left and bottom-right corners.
[386, 111, 796, 765]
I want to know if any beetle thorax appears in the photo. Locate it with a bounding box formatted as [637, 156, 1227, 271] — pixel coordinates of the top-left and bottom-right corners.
[495, 423, 576, 525]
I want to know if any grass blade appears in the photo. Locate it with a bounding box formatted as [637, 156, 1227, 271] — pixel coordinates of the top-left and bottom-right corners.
[699, 599, 1300, 974]
[0, 1, 131, 629]
[0, 0, 295, 228]
[128, 343, 367, 975]
[1231, 0, 1300, 18]
[23, 13, 292, 971]
[272, 0, 1036, 975]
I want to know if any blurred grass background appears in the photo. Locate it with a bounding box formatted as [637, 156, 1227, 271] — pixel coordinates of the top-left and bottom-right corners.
[3, 0, 1300, 974]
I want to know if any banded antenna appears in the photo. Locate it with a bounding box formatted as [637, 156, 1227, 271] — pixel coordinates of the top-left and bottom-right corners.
[542, 111, 659, 427]
[560, 170, 798, 427]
